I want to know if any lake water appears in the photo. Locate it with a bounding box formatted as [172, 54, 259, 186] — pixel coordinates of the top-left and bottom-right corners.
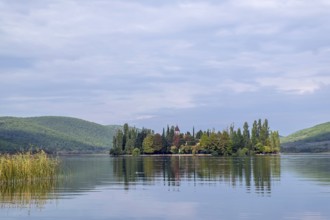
[1, 154, 330, 220]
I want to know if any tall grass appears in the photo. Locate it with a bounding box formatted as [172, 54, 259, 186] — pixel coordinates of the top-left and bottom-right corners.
[0, 151, 59, 208]
[0, 151, 59, 185]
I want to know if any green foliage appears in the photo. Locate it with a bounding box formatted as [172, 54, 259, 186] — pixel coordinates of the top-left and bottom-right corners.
[195, 130, 203, 139]
[263, 146, 271, 153]
[110, 119, 280, 156]
[166, 126, 175, 147]
[110, 126, 151, 155]
[281, 122, 330, 152]
[255, 143, 264, 154]
[237, 147, 249, 156]
[219, 131, 232, 156]
[251, 120, 258, 148]
[270, 131, 280, 153]
[170, 146, 178, 154]
[112, 129, 124, 155]
[281, 122, 330, 143]
[135, 129, 149, 150]
[230, 125, 243, 153]
[243, 122, 251, 152]
[199, 133, 210, 150]
[260, 119, 269, 145]
[153, 133, 163, 153]
[143, 134, 155, 154]
[184, 133, 196, 146]
[132, 148, 141, 156]
[0, 116, 118, 154]
[180, 145, 192, 154]
[109, 147, 122, 156]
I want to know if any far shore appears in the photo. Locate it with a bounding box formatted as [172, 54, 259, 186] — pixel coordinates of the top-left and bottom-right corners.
[108, 153, 213, 157]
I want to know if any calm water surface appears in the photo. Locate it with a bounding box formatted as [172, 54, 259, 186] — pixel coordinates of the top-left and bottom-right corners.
[1, 154, 330, 220]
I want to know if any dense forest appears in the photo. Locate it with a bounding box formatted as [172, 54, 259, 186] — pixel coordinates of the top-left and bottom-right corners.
[3, 116, 328, 154]
[0, 116, 120, 154]
[281, 122, 330, 153]
[111, 119, 280, 156]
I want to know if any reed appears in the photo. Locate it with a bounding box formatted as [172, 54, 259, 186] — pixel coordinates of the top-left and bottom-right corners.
[0, 151, 59, 185]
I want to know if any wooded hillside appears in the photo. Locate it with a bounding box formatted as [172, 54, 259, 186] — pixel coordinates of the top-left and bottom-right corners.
[281, 122, 330, 152]
[0, 116, 121, 154]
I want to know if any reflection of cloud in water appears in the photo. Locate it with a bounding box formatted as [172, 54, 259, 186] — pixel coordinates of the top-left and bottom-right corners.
[286, 212, 327, 220]
[126, 201, 197, 219]
[86, 190, 197, 219]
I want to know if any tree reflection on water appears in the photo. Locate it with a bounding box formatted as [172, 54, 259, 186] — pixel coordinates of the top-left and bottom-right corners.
[0, 155, 281, 209]
[112, 156, 281, 194]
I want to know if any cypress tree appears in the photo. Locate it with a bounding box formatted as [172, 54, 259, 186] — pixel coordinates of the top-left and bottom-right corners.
[243, 122, 251, 152]
[251, 120, 258, 149]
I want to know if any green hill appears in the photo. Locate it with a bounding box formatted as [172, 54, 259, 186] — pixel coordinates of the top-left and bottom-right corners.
[0, 116, 122, 154]
[281, 122, 330, 152]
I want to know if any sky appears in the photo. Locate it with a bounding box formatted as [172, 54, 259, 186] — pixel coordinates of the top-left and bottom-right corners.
[1, 0, 330, 135]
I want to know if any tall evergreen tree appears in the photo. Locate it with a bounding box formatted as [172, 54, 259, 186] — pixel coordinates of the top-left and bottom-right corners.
[195, 130, 203, 139]
[110, 129, 124, 155]
[153, 133, 163, 153]
[125, 127, 137, 154]
[166, 126, 175, 146]
[229, 125, 240, 153]
[270, 131, 280, 153]
[257, 119, 262, 140]
[122, 123, 129, 151]
[166, 125, 170, 138]
[135, 128, 149, 150]
[236, 128, 244, 150]
[243, 122, 251, 152]
[251, 120, 258, 148]
[260, 119, 269, 146]
[161, 128, 168, 153]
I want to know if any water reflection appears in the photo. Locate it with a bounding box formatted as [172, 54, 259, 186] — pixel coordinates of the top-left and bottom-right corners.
[0, 180, 57, 209]
[283, 154, 330, 185]
[112, 156, 281, 194]
[1, 155, 330, 220]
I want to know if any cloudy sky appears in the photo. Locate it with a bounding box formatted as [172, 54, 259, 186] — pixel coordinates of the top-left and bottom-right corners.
[1, 0, 330, 135]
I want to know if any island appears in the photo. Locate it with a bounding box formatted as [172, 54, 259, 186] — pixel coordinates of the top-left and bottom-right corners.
[111, 119, 281, 156]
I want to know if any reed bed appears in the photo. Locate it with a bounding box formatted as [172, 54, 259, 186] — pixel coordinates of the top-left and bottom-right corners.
[0, 151, 59, 185]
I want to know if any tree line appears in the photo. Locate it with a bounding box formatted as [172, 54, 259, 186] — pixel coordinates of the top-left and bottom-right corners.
[110, 119, 280, 156]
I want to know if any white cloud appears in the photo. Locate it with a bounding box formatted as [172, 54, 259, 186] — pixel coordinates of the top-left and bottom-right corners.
[219, 80, 258, 93]
[257, 75, 330, 94]
[1, 0, 330, 132]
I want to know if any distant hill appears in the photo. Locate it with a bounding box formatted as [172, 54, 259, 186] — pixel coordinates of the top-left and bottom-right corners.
[281, 122, 330, 152]
[0, 116, 122, 154]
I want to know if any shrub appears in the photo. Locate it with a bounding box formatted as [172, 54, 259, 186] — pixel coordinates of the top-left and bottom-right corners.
[237, 148, 249, 156]
[255, 143, 264, 154]
[132, 148, 141, 156]
[170, 146, 178, 154]
[263, 146, 271, 154]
